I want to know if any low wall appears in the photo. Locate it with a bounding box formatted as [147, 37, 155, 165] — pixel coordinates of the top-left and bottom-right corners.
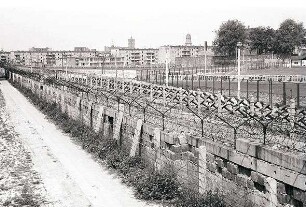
[10, 72, 306, 207]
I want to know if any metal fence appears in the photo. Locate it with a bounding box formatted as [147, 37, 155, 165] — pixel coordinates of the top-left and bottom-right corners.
[8, 67, 306, 153]
[137, 70, 306, 108]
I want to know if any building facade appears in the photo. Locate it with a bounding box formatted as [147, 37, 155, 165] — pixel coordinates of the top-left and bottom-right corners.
[157, 34, 206, 66]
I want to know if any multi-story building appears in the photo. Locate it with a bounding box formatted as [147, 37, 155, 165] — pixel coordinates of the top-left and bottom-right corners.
[110, 48, 158, 67]
[157, 34, 205, 66]
[8, 47, 100, 67]
[105, 37, 158, 67]
[0, 51, 10, 64]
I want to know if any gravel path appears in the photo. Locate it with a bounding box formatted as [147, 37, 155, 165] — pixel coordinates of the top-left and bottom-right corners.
[0, 80, 157, 207]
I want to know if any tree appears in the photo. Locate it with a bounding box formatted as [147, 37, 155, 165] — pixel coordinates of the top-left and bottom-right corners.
[248, 27, 276, 55]
[273, 19, 305, 58]
[213, 20, 247, 57]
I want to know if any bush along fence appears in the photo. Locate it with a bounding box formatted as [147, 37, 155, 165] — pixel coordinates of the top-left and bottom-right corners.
[8, 71, 306, 207]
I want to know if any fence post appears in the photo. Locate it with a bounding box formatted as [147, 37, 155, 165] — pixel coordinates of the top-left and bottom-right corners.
[150, 84, 153, 101]
[179, 87, 184, 110]
[282, 82, 286, 105]
[217, 92, 222, 114]
[250, 95, 255, 116]
[256, 80, 260, 102]
[197, 89, 201, 114]
[246, 80, 249, 100]
[121, 80, 125, 93]
[163, 84, 166, 106]
[106, 79, 110, 90]
[129, 81, 133, 94]
[296, 83, 300, 108]
[228, 78, 231, 97]
[114, 78, 118, 91]
[139, 82, 143, 95]
[289, 99, 296, 127]
[220, 77, 223, 94]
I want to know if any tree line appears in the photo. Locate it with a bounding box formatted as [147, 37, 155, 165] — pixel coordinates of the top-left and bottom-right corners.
[213, 19, 306, 59]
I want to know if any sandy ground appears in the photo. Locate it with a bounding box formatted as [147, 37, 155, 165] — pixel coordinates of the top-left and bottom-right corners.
[0, 80, 157, 207]
[0, 89, 49, 207]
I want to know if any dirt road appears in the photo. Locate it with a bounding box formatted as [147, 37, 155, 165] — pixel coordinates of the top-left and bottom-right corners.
[0, 80, 156, 207]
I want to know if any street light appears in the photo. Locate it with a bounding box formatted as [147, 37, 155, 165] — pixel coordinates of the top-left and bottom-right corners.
[165, 46, 169, 86]
[237, 42, 242, 99]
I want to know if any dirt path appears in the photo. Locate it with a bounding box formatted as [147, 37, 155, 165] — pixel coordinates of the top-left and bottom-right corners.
[0, 81, 157, 207]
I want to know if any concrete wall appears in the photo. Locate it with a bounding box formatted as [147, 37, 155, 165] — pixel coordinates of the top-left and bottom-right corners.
[11, 72, 306, 207]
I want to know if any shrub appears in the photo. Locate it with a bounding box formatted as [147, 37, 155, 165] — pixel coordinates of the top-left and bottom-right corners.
[176, 190, 225, 207]
[134, 171, 180, 200]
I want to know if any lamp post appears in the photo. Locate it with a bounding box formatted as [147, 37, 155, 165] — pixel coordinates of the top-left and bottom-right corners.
[237, 42, 242, 99]
[165, 47, 169, 86]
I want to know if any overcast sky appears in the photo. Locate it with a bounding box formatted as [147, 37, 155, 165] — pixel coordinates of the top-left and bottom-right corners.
[0, 0, 305, 51]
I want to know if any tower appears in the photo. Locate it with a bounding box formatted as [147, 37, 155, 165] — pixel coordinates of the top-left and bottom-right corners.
[185, 34, 192, 46]
[128, 36, 135, 49]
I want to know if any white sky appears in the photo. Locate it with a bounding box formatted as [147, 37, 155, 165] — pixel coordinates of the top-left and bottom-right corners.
[0, 0, 305, 51]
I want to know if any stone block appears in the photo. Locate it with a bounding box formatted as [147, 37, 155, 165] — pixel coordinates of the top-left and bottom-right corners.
[215, 157, 225, 168]
[187, 136, 199, 147]
[182, 151, 197, 163]
[257, 173, 266, 186]
[251, 171, 260, 183]
[142, 123, 155, 135]
[247, 179, 254, 190]
[222, 168, 231, 179]
[170, 145, 182, 153]
[161, 131, 173, 144]
[206, 152, 215, 163]
[251, 171, 265, 185]
[207, 163, 217, 173]
[227, 162, 239, 174]
[236, 174, 248, 188]
[236, 138, 261, 157]
[277, 182, 286, 194]
[293, 188, 306, 202]
[277, 193, 291, 205]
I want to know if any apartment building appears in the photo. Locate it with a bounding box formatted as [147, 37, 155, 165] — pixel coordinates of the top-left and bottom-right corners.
[157, 34, 205, 66]
[0, 51, 10, 64]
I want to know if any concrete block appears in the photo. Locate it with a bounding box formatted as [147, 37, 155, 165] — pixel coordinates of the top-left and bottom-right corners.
[198, 146, 207, 194]
[277, 193, 291, 205]
[227, 162, 239, 174]
[206, 153, 215, 163]
[236, 174, 248, 188]
[207, 163, 217, 173]
[182, 151, 197, 163]
[265, 177, 278, 207]
[293, 188, 306, 202]
[251, 171, 266, 186]
[161, 131, 175, 145]
[236, 138, 261, 157]
[130, 119, 143, 157]
[247, 179, 254, 190]
[251, 171, 258, 182]
[277, 182, 286, 194]
[187, 136, 199, 147]
[257, 147, 306, 175]
[222, 168, 231, 180]
[216, 157, 225, 168]
[170, 145, 182, 153]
